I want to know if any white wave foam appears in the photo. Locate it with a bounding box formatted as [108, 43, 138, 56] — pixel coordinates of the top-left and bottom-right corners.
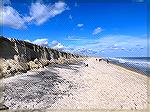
[110, 58, 150, 65]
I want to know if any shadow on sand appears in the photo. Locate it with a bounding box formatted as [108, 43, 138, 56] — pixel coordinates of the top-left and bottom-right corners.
[3, 64, 79, 109]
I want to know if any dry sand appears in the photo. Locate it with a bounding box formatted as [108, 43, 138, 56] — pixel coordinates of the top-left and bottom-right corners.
[1, 57, 148, 110]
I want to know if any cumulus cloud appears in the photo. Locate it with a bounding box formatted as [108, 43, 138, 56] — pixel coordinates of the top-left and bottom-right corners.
[26, 1, 67, 25]
[51, 40, 64, 50]
[53, 43, 64, 50]
[33, 38, 49, 47]
[0, 6, 26, 29]
[51, 40, 59, 46]
[77, 24, 84, 27]
[0, 1, 68, 29]
[23, 39, 64, 51]
[92, 27, 103, 35]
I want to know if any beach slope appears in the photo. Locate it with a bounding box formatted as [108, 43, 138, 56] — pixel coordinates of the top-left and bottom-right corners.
[2, 57, 148, 110]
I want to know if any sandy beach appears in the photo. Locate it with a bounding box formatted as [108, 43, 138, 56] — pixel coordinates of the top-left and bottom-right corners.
[2, 57, 148, 110]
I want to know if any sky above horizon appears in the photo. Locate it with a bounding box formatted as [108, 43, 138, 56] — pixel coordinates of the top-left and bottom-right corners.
[0, 0, 149, 57]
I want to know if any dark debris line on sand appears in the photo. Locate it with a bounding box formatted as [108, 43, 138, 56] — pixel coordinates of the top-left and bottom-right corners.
[0, 103, 9, 110]
[3, 63, 81, 109]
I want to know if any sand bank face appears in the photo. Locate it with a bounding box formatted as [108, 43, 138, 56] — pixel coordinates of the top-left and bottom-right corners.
[2, 58, 148, 110]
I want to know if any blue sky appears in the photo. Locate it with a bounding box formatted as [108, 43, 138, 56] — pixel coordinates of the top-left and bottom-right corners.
[0, 0, 149, 57]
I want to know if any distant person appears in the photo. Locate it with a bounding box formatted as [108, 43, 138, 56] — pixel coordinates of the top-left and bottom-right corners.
[96, 59, 97, 61]
[99, 59, 102, 62]
[85, 64, 88, 67]
[107, 59, 109, 64]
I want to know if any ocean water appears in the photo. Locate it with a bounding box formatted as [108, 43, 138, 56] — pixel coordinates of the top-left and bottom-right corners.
[106, 57, 150, 76]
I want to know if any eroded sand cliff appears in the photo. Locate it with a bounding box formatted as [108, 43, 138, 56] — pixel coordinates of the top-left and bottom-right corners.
[0, 36, 82, 78]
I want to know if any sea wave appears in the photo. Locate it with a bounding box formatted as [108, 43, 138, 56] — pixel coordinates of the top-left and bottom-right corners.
[107, 57, 150, 76]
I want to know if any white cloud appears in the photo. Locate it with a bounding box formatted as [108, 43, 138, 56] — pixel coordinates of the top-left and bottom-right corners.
[62, 45, 99, 56]
[71, 47, 98, 56]
[79, 48, 98, 55]
[65, 36, 82, 41]
[22, 34, 147, 57]
[24, 39, 64, 50]
[99, 35, 147, 50]
[92, 27, 103, 35]
[51, 40, 59, 46]
[27, 1, 67, 25]
[24, 39, 31, 43]
[49, 34, 147, 57]
[33, 38, 49, 46]
[63, 46, 74, 53]
[51, 40, 64, 50]
[69, 15, 72, 20]
[53, 43, 64, 50]
[64, 34, 147, 57]
[77, 24, 84, 27]
[0, 6, 26, 29]
[0, 1, 68, 29]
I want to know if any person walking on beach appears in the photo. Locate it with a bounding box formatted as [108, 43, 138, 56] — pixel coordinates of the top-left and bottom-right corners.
[107, 59, 109, 64]
[99, 59, 102, 62]
[83, 63, 88, 67]
[85, 64, 88, 67]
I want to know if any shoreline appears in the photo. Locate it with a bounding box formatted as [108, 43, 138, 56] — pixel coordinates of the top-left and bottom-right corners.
[102, 58, 149, 77]
[104, 60, 147, 76]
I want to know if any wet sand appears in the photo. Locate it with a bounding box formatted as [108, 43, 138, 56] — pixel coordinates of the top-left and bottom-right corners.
[2, 57, 148, 110]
